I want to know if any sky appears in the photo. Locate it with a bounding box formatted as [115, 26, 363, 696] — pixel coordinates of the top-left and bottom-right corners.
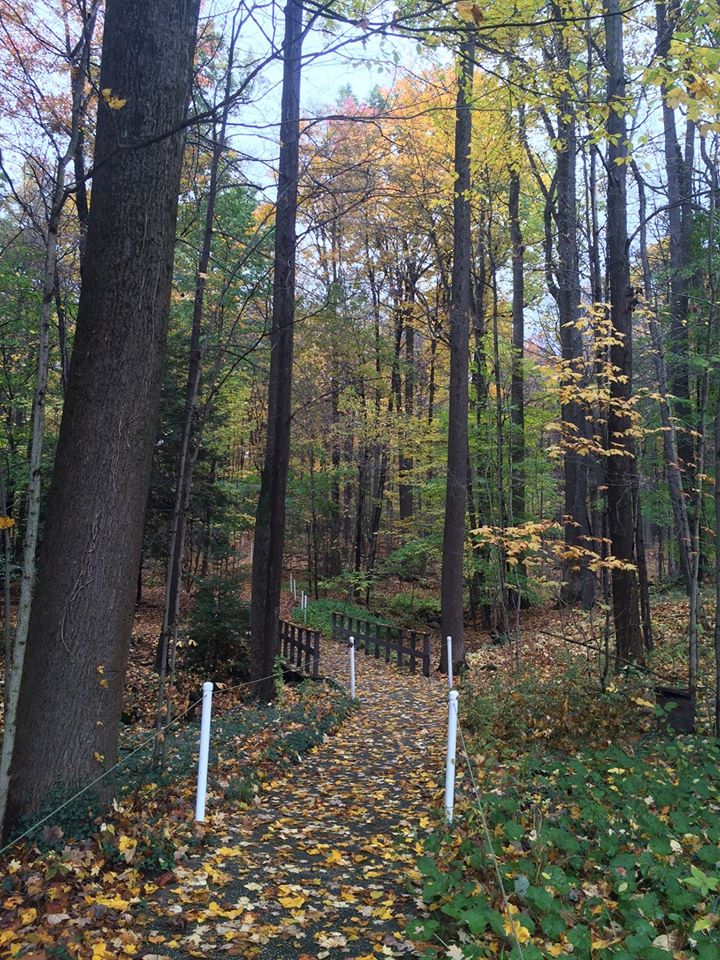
[207, 0, 424, 194]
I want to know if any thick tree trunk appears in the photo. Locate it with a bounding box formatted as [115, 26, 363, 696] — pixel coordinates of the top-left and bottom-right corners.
[605, 0, 644, 667]
[4, 0, 198, 831]
[154, 24, 239, 698]
[249, 0, 303, 699]
[440, 37, 474, 674]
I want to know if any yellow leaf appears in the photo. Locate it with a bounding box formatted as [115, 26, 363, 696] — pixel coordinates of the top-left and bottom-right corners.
[278, 894, 306, 909]
[19, 907, 37, 926]
[325, 849, 344, 865]
[0, 516, 14, 529]
[101, 87, 127, 109]
[92, 894, 130, 911]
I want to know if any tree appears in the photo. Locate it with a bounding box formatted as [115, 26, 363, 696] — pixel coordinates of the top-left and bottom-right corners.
[249, 0, 303, 698]
[3, 0, 199, 831]
[440, 36, 474, 674]
[604, 0, 643, 666]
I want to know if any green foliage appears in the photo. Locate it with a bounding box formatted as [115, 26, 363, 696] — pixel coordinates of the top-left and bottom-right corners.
[318, 569, 378, 600]
[461, 655, 648, 757]
[384, 591, 441, 628]
[184, 574, 250, 680]
[411, 668, 720, 959]
[413, 737, 720, 958]
[290, 597, 388, 637]
[382, 537, 440, 582]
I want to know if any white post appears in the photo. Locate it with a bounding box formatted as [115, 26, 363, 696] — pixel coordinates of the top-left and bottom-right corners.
[349, 635, 356, 700]
[447, 635, 454, 689]
[444, 689, 459, 823]
[194, 681, 214, 822]
[303, 592, 308, 623]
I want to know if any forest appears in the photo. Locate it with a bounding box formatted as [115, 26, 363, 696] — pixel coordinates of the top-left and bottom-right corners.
[1, 0, 720, 957]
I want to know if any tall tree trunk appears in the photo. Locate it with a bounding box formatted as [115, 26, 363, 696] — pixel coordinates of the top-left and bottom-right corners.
[605, 0, 644, 667]
[656, 0, 694, 470]
[398, 305, 415, 522]
[154, 19, 239, 696]
[0, 3, 99, 832]
[509, 166, 525, 525]
[632, 160, 693, 594]
[249, 0, 303, 699]
[0, 463, 11, 697]
[547, 12, 593, 607]
[3, 0, 199, 832]
[440, 37, 474, 673]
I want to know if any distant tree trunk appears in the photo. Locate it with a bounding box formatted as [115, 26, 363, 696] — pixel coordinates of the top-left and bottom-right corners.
[632, 160, 693, 594]
[555, 104, 593, 608]
[656, 0, 694, 470]
[249, 0, 303, 699]
[399, 272, 415, 522]
[605, 0, 644, 667]
[0, 464, 11, 693]
[715, 401, 720, 735]
[3, 0, 199, 831]
[440, 36, 474, 674]
[509, 166, 525, 524]
[398, 317, 415, 521]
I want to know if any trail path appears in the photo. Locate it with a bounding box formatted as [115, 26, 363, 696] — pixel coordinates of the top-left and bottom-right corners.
[144, 645, 448, 959]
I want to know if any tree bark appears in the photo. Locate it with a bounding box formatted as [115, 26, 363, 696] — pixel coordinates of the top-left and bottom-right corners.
[4, 0, 199, 831]
[509, 166, 525, 525]
[154, 18, 239, 703]
[0, 2, 101, 832]
[656, 0, 694, 470]
[249, 0, 303, 698]
[605, 0, 644, 667]
[440, 37, 474, 673]
[632, 160, 693, 594]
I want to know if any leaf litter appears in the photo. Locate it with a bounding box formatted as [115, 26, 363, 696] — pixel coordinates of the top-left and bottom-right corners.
[1, 640, 448, 959]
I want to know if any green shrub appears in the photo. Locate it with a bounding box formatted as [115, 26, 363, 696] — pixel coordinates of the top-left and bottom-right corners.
[384, 591, 441, 628]
[382, 537, 440, 582]
[289, 597, 387, 637]
[184, 574, 250, 681]
[462, 653, 648, 757]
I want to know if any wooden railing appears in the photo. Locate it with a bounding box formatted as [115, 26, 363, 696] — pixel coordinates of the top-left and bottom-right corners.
[278, 619, 320, 679]
[331, 611, 431, 677]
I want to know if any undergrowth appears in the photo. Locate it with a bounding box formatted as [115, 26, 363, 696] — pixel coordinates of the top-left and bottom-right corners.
[410, 659, 720, 960]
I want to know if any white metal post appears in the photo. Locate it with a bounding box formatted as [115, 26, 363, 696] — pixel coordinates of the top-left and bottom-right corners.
[444, 689, 459, 823]
[349, 635, 356, 699]
[446, 635, 454, 689]
[303, 592, 308, 622]
[194, 681, 214, 822]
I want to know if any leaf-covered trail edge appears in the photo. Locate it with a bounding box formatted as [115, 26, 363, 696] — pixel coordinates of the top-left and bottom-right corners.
[140, 646, 447, 959]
